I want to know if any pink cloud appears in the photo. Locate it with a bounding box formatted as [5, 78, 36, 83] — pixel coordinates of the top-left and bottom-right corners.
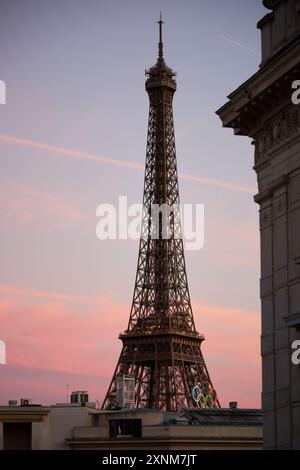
[0, 296, 125, 376]
[0, 183, 89, 228]
[0, 288, 261, 407]
[194, 302, 261, 407]
[0, 283, 102, 304]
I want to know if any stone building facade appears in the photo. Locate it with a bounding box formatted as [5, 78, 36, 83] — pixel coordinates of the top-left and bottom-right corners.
[217, 0, 300, 450]
[0, 403, 262, 450]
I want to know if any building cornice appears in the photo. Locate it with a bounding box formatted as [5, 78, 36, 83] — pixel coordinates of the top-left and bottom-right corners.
[216, 40, 300, 136]
[0, 406, 50, 422]
[263, 0, 283, 10]
[254, 175, 288, 204]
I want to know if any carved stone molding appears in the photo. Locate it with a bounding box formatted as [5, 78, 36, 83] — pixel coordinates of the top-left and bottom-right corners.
[284, 312, 300, 329]
[260, 206, 272, 229]
[273, 193, 287, 219]
[254, 175, 288, 205]
[254, 107, 300, 168]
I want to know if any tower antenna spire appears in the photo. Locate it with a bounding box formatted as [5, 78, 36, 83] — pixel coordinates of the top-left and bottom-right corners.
[157, 12, 165, 60]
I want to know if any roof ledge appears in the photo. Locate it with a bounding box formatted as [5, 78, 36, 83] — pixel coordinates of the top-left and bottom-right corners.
[263, 0, 282, 10]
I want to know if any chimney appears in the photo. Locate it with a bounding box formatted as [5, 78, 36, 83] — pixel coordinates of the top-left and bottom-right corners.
[229, 401, 238, 410]
[70, 391, 89, 405]
[8, 400, 18, 406]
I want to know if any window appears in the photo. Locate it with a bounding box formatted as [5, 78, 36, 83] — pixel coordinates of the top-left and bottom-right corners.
[3, 422, 32, 450]
[109, 419, 142, 438]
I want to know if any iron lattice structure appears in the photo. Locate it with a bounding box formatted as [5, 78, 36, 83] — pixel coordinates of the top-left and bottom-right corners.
[102, 17, 219, 412]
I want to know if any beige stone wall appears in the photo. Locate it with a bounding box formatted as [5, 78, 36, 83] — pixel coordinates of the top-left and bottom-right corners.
[0, 405, 93, 450]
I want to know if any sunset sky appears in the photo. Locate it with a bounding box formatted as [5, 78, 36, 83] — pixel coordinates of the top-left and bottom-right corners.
[0, 0, 267, 408]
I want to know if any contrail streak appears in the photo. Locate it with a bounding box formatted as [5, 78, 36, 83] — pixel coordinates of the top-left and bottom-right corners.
[220, 35, 259, 56]
[0, 134, 256, 194]
[0, 134, 143, 170]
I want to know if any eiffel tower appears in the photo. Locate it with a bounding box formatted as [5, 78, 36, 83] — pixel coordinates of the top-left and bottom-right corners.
[102, 16, 219, 412]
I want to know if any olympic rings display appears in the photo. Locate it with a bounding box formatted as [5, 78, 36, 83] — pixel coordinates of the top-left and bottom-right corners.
[192, 384, 217, 408]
